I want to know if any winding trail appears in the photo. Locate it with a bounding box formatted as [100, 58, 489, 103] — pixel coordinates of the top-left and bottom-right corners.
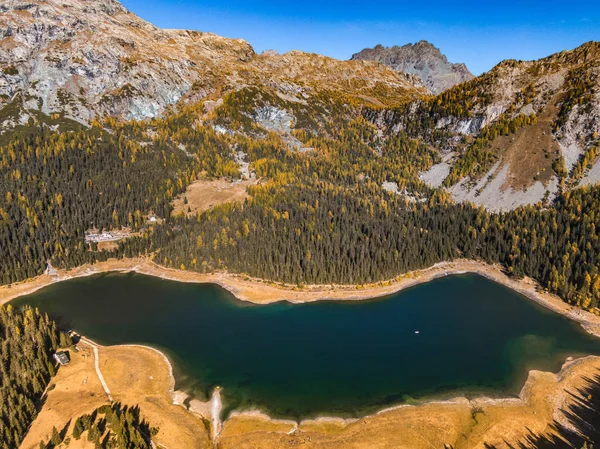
[80, 337, 113, 402]
[78, 338, 167, 448]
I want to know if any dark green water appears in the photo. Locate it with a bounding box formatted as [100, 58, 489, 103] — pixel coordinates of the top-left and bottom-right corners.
[11, 272, 600, 419]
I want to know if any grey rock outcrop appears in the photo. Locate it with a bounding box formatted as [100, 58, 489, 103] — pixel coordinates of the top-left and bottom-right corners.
[351, 40, 474, 94]
[0, 0, 425, 123]
[0, 0, 256, 121]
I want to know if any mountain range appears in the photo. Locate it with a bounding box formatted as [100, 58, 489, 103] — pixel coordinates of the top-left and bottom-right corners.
[2, 0, 598, 214]
[0, 0, 424, 123]
[0, 0, 599, 288]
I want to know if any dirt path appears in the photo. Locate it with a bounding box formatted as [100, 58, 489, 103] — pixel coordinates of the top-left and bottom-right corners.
[20, 342, 211, 449]
[80, 337, 113, 401]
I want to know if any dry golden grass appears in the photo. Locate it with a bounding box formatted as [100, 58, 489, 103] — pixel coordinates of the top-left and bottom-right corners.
[218, 357, 600, 449]
[171, 178, 255, 217]
[19, 344, 211, 449]
[98, 345, 211, 449]
[96, 241, 119, 251]
[19, 345, 107, 449]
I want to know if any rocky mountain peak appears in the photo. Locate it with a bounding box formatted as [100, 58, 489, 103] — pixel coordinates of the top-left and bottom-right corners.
[351, 40, 474, 94]
[411, 40, 443, 56]
[0, 0, 425, 124]
[0, 0, 262, 122]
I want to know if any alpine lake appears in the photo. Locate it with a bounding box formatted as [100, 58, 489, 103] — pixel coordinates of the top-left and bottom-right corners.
[11, 272, 600, 419]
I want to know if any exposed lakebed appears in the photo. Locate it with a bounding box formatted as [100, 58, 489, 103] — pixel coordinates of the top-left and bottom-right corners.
[11, 272, 600, 419]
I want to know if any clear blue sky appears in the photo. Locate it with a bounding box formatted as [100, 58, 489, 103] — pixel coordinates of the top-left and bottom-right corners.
[120, 0, 600, 75]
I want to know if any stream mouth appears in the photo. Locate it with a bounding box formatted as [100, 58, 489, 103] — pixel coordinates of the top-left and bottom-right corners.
[11, 271, 600, 419]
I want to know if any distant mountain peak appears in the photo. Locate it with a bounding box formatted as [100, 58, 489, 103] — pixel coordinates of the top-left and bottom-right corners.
[351, 41, 474, 94]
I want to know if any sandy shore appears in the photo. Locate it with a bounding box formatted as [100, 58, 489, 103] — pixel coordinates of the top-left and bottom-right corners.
[21, 327, 600, 449]
[223, 357, 582, 432]
[76, 338, 546, 435]
[3, 257, 600, 337]
[218, 355, 600, 449]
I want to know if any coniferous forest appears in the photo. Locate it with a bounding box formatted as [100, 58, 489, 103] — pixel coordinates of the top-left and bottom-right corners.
[1, 90, 600, 311]
[137, 180, 600, 308]
[38, 403, 157, 449]
[0, 302, 156, 449]
[0, 305, 71, 449]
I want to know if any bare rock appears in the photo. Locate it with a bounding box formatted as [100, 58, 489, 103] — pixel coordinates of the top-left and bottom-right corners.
[351, 41, 474, 94]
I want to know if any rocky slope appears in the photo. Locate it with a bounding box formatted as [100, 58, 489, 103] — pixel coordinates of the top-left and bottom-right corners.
[0, 0, 425, 124]
[351, 41, 474, 94]
[368, 41, 600, 211]
[1, 0, 598, 213]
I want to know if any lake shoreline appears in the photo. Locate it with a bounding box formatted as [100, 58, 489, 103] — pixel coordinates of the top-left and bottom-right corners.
[61, 333, 600, 447]
[2, 256, 600, 337]
[11, 259, 600, 447]
[225, 355, 589, 428]
[73, 334, 600, 442]
[87, 339, 223, 437]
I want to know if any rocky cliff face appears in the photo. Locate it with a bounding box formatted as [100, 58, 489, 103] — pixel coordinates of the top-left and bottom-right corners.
[0, 0, 258, 122]
[368, 41, 600, 210]
[0, 0, 425, 123]
[351, 41, 474, 94]
[1, 0, 598, 213]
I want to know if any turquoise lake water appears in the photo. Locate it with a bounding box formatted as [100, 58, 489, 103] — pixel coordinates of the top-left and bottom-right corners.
[11, 272, 600, 419]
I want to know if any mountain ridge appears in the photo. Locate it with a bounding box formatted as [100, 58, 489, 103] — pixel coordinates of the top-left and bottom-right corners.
[1, 0, 599, 213]
[351, 40, 474, 94]
[0, 0, 425, 123]
[364, 40, 600, 210]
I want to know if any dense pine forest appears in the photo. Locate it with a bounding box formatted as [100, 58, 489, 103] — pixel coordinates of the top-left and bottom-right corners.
[0, 305, 71, 449]
[0, 101, 237, 284]
[0, 54, 599, 312]
[131, 181, 600, 308]
[2, 90, 600, 309]
[121, 88, 600, 310]
[38, 403, 157, 449]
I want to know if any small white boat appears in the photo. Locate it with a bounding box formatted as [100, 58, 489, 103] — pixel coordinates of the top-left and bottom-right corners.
[415, 331, 420, 334]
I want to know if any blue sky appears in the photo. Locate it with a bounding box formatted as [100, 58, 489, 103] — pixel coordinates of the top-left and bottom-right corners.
[120, 0, 600, 75]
